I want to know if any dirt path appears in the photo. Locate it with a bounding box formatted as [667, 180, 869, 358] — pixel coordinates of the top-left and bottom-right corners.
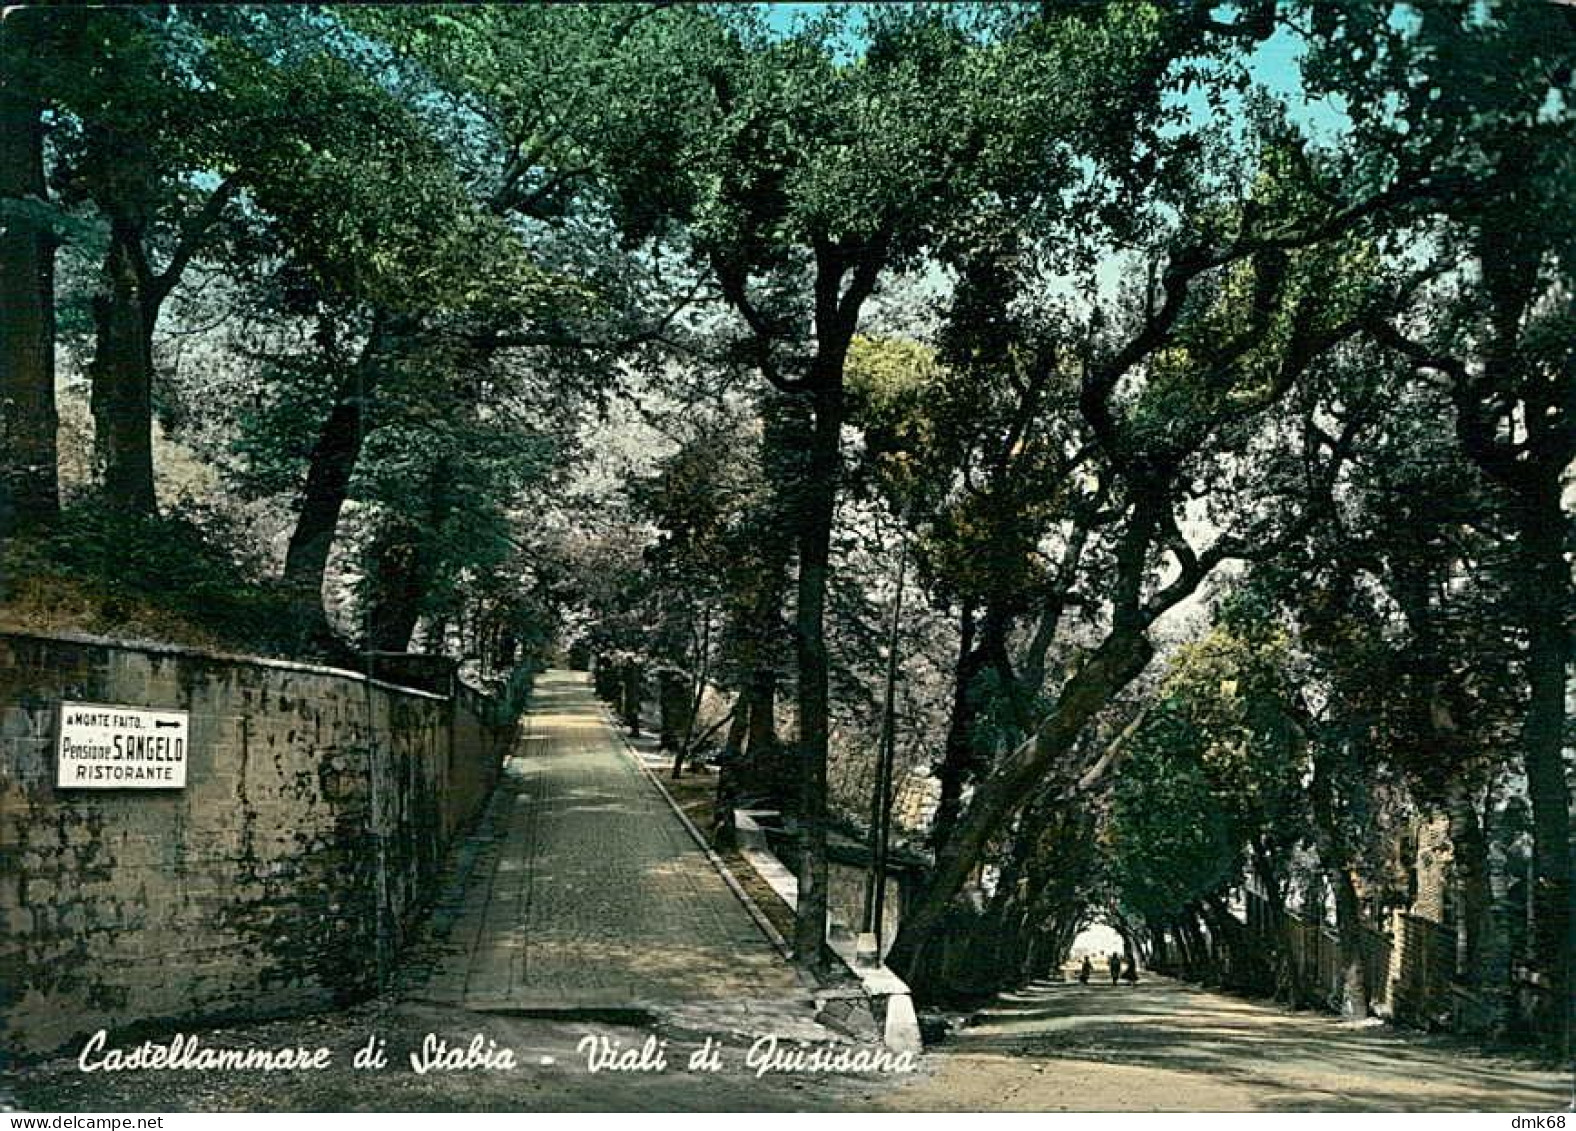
[882, 977, 1572, 1112]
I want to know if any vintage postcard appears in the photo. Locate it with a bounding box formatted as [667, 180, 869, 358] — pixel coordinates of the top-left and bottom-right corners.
[1, 1, 1572, 1116]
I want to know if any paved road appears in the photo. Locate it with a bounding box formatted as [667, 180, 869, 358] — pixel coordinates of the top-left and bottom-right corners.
[4, 672, 869, 1111]
[404, 670, 817, 1035]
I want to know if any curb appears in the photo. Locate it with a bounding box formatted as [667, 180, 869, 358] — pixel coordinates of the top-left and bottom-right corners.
[590, 687, 918, 1051]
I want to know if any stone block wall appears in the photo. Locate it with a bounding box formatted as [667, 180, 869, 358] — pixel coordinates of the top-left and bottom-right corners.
[1385, 911, 1457, 1030]
[0, 630, 511, 1059]
[825, 858, 902, 948]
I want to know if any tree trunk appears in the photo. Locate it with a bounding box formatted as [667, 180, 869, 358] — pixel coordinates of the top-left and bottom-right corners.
[1330, 866, 1370, 1019]
[736, 398, 799, 811]
[722, 691, 752, 760]
[1449, 217, 1573, 1044]
[745, 663, 779, 757]
[790, 383, 842, 969]
[1512, 492, 1572, 1039]
[0, 57, 59, 537]
[1164, 922, 1185, 975]
[932, 600, 978, 855]
[1252, 839, 1300, 1004]
[1446, 782, 1492, 990]
[1200, 898, 1242, 988]
[712, 687, 755, 849]
[745, 659, 798, 813]
[1308, 754, 1371, 1018]
[89, 214, 157, 514]
[621, 662, 644, 737]
[657, 668, 689, 752]
[363, 522, 425, 652]
[933, 601, 1023, 854]
[366, 444, 464, 655]
[283, 373, 364, 598]
[975, 817, 1033, 988]
[672, 609, 712, 779]
[1179, 915, 1208, 980]
[1484, 830, 1515, 1038]
[282, 319, 405, 616]
[593, 655, 621, 703]
[888, 627, 1155, 978]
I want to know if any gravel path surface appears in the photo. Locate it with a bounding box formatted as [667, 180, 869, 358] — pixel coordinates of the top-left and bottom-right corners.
[878, 978, 1571, 1112]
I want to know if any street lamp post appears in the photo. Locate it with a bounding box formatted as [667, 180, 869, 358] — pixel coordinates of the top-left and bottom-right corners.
[861, 532, 908, 961]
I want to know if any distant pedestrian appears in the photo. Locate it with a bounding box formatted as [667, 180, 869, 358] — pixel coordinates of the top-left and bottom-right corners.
[1078, 956, 1092, 985]
[1107, 952, 1121, 985]
[1121, 956, 1138, 984]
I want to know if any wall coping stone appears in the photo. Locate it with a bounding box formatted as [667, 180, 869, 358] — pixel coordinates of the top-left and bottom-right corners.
[731, 809, 923, 1053]
[0, 626, 452, 702]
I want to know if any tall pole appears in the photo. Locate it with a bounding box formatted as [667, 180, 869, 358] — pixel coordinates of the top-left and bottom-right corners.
[863, 533, 908, 955]
[673, 604, 712, 779]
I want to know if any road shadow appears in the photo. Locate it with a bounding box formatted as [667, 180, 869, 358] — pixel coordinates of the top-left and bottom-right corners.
[946, 977, 1569, 1111]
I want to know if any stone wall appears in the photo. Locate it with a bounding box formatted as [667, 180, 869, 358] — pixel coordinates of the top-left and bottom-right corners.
[1385, 911, 1457, 1030]
[1409, 817, 1453, 923]
[825, 859, 903, 951]
[0, 630, 512, 1059]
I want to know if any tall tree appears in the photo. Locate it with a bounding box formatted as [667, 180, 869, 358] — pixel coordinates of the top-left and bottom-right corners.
[260, 5, 683, 631]
[0, 8, 60, 537]
[593, 0, 1216, 968]
[42, 9, 254, 512]
[885, 136, 1401, 976]
[1310, 0, 1576, 1033]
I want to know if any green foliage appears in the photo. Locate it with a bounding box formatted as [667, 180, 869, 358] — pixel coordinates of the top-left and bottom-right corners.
[1105, 618, 1310, 924]
[0, 504, 334, 659]
[843, 334, 940, 506]
[1106, 705, 1245, 923]
[355, 411, 562, 634]
[226, 350, 342, 499]
[589, 2, 1192, 308]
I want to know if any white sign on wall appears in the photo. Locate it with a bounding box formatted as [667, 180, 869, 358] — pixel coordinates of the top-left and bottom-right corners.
[56, 702, 189, 789]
